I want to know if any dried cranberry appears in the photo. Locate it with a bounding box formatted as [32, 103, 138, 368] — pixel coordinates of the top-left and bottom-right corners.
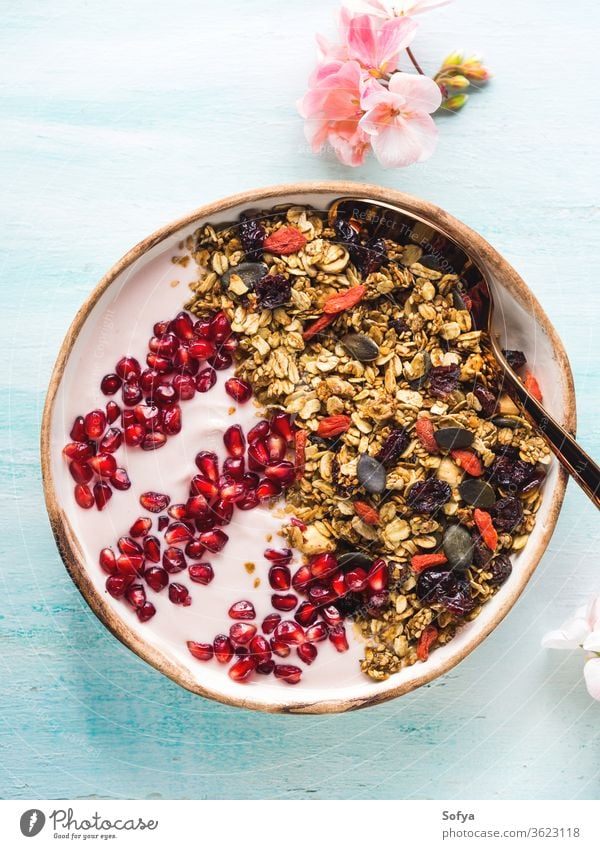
[254, 273, 291, 309]
[428, 364, 460, 398]
[239, 215, 266, 261]
[407, 479, 451, 513]
[354, 237, 387, 276]
[376, 427, 409, 467]
[520, 468, 546, 494]
[502, 349, 527, 371]
[333, 217, 360, 249]
[490, 454, 538, 492]
[488, 554, 512, 586]
[365, 591, 390, 618]
[471, 530, 493, 568]
[390, 317, 410, 334]
[473, 384, 497, 418]
[416, 568, 476, 615]
[489, 496, 523, 532]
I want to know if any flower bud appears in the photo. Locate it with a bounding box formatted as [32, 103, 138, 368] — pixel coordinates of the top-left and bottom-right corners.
[442, 50, 464, 68]
[462, 56, 491, 81]
[444, 94, 469, 111]
[448, 74, 470, 89]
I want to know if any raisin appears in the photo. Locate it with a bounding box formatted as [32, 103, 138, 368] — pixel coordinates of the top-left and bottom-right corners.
[503, 349, 527, 371]
[416, 568, 476, 616]
[376, 427, 409, 467]
[428, 364, 460, 398]
[354, 236, 387, 275]
[239, 215, 266, 261]
[333, 217, 360, 249]
[473, 384, 497, 418]
[407, 479, 452, 513]
[471, 530, 493, 568]
[365, 591, 390, 618]
[390, 317, 410, 334]
[490, 454, 538, 492]
[254, 273, 291, 309]
[488, 554, 512, 586]
[489, 496, 523, 532]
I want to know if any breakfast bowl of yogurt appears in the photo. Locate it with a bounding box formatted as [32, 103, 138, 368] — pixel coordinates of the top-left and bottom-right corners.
[42, 182, 575, 713]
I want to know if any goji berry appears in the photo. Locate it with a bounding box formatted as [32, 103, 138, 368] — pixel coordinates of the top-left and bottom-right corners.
[415, 417, 439, 454]
[411, 552, 448, 573]
[451, 448, 483, 476]
[323, 285, 367, 314]
[294, 429, 307, 480]
[353, 500, 380, 525]
[302, 313, 336, 341]
[263, 226, 307, 256]
[524, 371, 543, 402]
[417, 624, 439, 661]
[473, 508, 498, 551]
[317, 415, 351, 437]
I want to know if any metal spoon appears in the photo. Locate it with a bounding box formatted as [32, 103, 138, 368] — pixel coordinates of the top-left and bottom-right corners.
[328, 196, 600, 509]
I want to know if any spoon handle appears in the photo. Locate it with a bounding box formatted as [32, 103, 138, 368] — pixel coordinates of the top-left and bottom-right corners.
[504, 374, 600, 509]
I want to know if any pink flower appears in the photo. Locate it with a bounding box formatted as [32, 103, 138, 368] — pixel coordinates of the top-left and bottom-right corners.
[347, 0, 451, 17]
[345, 13, 417, 77]
[359, 71, 442, 167]
[542, 595, 600, 702]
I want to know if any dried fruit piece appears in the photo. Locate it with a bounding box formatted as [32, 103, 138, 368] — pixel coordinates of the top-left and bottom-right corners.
[263, 226, 307, 256]
[316, 415, 351, 438]
[428, 364, 460, 398]
[353, 500, 379, 525]
[473, 508, 498, 551]
[407, 479, 451, 513]
[294, 428, 307, 480]
[451, 449, 483, 476]
[417, 625, 438, 662]
[415, 418, 439, 454]
[503, 349, 527, 371]
[376, 428, 409, 467]
[254, 273, 292, 309]
[489, 496, 523, 532]
[302, 313, 336, 341]
[523, 372, 543, 402]
[411, 552, 448, 573]
[323, 285, 366, 314]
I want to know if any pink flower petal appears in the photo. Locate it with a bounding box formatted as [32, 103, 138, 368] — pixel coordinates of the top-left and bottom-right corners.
[541, 608, 591, 650]
[346, 0, 451, 18]
[583, 657, 600, 701]
[583, 629, 600, 653]
[388, 71, 442, 113]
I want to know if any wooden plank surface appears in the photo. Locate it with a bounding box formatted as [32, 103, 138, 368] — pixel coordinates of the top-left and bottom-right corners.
[1, 0, 599, 800]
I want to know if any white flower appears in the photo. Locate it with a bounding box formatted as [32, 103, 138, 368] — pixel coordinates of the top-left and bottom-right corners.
[346, 0, 451, 18]
[542, 596, 600, 702]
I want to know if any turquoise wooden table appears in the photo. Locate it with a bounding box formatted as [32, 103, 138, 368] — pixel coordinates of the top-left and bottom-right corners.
[2, 0, 599, 800]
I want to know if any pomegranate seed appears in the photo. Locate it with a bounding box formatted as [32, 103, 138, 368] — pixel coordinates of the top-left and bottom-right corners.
[308, 584, 336, 606]
[167, 503, 188, 520]
[158, 516, 169, 531]
[274, 620, 304, 645]
[228, 600, 256, 620]
[153, 319, 171, 336]
[199, 528, 228, 552]
[345, 568, 369, 592]
[99, 547, 117, 575]
[122, 408, 136, 427]
[367, 558, 389, 591]
[118, 536, 143, 557]
[162, 546, 187, 573]
[213, 634, 234, 664]
[153, 383, 179, 407]
[122, 381, 143, 406]
[328, 623, 349, 652]
[166, 310, 192, 340]
[294, 601, 318, 627]
[188, 339, 216, 360]
[264, 461, 295, 487]
[116, 553, 144, 576]
[146, 352, 172, 373]
[230, 622, 257, 645]
[218, 475, 245, 503]
[149, 333, 179, 357]
[165, 522, 193, 545]
[193, 317, 212, 338]
[99, 427, 122, 454]
[106, 574, 133, 598]
[211, 498, 233, 525]
[145, 566, 169, 592]
[256, 479, 282, 501]
[195, 367, 217, 393]
[125, 583, 146, 609]
[223, 425, 245, 458]
[297, 642, 318, 665]
[89, 452, 117, 477]
[271, 412, 295, 443]
[115, 356, 141, 381]
[187, 641, 213, 661]
[270, 639, 291, 658]
[173, 347, 198, 374]
[83, 410, 106, 439]
[195, 514, 216, 532]
[69, 460, 93, 484]
[140, 491, 170, 513]
[188, 563, 214, 585]
[256, 660, 275, 675]
[268, 564, 291, 591]
[222, 457, 245, 480]
[210, 311, 231, 341]
[93, 481, 112, 510]
[228, 656, 256, 682]
[309, 552, 338, 580]
[330, 571, 346, 597]
[63, 441, 93, 462]
[265, 433, 287, 463]
[110, 468, 131, 490]
[106, 400, 121, 424]
[235, 645, 250, 658]
[143, 536, 161, 562]
[224, 377, 252, 403]
[247, 420, 270, 443]
[140, 368, 163, 393]
[100, 373, 122, 395]
[292, 565, 313, 592]
[137, 601, 156, 622]
[123, 423, 144, 446]
[249, 635, 271, 664]
[236, 490, 259, 510]
[172, 373, 196, 401]
[274, 664, 302, 684]
[305, 622, 328, 643]
[262, 613, 281, 634]
[221, 335, 239, 354]
[141, 431, 167, 451]
[242, 472, 260, 490]
[185, 495, 210, 519]
[168, 583, 191, 605]
[194, 450, 219, 482]
[70, 416, 86, 441]
[321, 605, 343, 626]
[128, 517, 151, 539]
[247, 439, 268, 469]
[264, 547, 293, 564]
[190, 475, 219, 501]
[271, 593, 298, 612]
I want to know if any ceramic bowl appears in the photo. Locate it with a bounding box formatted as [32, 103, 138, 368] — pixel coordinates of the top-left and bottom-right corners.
[41, 182, 575, 713]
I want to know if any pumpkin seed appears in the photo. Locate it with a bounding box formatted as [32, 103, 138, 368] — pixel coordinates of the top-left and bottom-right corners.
[340, 333, 380, 362]
[434, 426, 474, 450]
[442, 524, 474, 570]
[357, 454, 387, 494]
[453, 289, 469, 311]
[459, 478, 496, 508]
[220, 262, 267, 296]
[338, 551, 373, 572]
[492, 416, 520, 430]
